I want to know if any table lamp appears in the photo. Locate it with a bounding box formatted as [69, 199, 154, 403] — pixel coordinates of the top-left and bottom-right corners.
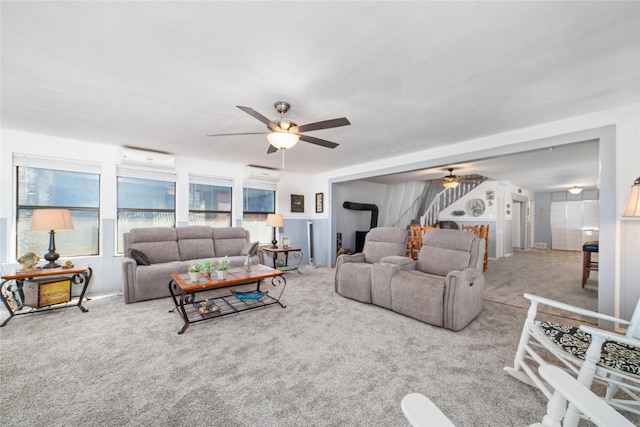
[623, 177, 640, 217]
[266, 213, 284, 248]
[31, 208, 74, 268]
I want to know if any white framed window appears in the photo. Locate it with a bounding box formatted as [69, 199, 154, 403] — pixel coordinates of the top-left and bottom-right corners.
[116, 166, 176, 254]
[243, 182, 276, 244]
[14, 154, 101, 258]
[189, 174, 233, 227]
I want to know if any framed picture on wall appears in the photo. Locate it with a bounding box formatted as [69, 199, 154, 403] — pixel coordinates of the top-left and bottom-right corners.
[315, 192, 324, 213]
[291, 194, 304, 213]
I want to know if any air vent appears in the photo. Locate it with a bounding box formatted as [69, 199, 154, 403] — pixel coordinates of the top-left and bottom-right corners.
[245, 166, 282, 182]
[121, 147, 175, 169]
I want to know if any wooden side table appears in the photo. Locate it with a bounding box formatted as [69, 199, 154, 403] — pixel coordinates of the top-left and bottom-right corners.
[261, 247, 303, 274]
[0, 265, 93, 327]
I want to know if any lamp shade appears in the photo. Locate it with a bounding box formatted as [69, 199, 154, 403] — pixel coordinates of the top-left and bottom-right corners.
[623, 177, 640, 217]
[443, 180, 458, 189]
[267, 131, 300, 150]
[568, 186, 583, 195]
[266, 213, 284, 228]
[31, 209, 74, 231]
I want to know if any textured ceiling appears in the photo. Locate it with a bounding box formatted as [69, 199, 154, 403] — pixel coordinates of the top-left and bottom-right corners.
[1, 1, 638, 192]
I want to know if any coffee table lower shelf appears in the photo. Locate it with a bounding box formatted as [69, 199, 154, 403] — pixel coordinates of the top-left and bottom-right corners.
[182, 293, 283, 324]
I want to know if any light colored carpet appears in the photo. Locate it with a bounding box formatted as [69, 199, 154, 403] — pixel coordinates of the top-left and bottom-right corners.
[483, 248, 598, 323]
[1, 252, 635, 427]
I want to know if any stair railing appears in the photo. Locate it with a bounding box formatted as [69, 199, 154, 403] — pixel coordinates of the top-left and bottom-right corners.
[421, 177, 487, 226]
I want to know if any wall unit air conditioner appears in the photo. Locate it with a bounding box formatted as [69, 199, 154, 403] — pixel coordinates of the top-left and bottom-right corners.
[245, 166, 282, 182]
[121, 147, 175, 169]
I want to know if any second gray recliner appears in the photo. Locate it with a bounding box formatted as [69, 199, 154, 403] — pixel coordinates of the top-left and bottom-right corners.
[377, 229, 486, 331]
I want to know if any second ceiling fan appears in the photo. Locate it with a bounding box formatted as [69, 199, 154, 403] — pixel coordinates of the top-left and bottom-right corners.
[441, 168, 480, 188]
[207, 101, 350, 154]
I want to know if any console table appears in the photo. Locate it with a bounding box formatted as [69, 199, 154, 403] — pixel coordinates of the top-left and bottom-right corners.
[0, 266, 93, 327]
[168, 264, 286, 334]
[261, 247, 303, 273]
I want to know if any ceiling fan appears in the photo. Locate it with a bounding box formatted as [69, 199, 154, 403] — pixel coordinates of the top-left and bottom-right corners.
[441, 168, 477, 188]
[207, 101, 350, 154]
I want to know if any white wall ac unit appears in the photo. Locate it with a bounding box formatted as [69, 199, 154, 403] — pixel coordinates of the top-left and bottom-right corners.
[121, 148, 175, 169]
[245, 166, 282, 182]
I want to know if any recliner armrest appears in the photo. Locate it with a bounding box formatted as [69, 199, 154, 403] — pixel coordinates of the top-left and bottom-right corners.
[336, 252, 365, 268]
[380, 255, 416, 270]
[443, 268, 486, 331]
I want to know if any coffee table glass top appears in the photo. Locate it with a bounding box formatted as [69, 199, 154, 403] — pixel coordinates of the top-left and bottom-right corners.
[171, 264, 283, 292]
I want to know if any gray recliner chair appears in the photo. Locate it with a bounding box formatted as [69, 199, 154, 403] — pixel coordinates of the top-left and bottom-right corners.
[335, 227, 408, 303]
[379, 229, 486, 331]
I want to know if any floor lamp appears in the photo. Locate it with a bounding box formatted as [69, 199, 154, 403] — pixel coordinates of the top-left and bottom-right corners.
[266, 213, 284, 248]
[31, 208, 74, 268]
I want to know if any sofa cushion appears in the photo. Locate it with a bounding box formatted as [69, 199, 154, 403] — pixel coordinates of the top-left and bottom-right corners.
[176, 226, 215, 261]
[129, 227, 180, 264]
[423, 229, 475, 252]
[213, 227, 249, 257]
[129, 248, 150, 266]
[134, 261, 187, 302]
[362, 227, 407, 264]
[391, 270, 445, 326]
[240, 241, 259, 256]
[417, 246, 471, 276]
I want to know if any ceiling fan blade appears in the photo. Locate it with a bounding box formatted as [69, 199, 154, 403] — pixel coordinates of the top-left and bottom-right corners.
[266, 144, 278, 154]
[207, 132, 268, 137]
[237, 106, 277, 130]
[295, 117, 350, 133]
[299, 134, 339, 149]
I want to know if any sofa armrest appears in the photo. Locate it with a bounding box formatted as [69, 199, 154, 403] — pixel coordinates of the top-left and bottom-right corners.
[443, 268, 486, 331]
[121, 257, 137, 304]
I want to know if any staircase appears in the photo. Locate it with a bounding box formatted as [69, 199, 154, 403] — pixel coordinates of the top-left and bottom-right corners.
[421, 176, 487, 226]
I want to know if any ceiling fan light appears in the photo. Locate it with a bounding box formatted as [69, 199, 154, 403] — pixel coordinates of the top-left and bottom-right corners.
[267, 131, 300, 149]
[568, 185, 583, 195]
[443, 180, 459, 189]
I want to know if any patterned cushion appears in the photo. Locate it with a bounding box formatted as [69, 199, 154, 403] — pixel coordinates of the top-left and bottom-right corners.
[540, 322, 640, 379]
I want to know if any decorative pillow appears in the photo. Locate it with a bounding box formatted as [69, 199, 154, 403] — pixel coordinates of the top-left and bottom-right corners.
[129, 248, 151, 266]
[240, 241, 259, 257]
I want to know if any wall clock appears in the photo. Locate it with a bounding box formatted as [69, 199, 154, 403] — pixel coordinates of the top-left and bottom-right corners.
[466, 199, 485, 217]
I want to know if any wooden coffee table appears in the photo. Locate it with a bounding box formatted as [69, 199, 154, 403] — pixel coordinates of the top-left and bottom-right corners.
[168, 264, 286, 334]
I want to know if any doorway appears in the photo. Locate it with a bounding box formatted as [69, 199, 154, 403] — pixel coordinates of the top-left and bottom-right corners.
[512, 194, 529, 251]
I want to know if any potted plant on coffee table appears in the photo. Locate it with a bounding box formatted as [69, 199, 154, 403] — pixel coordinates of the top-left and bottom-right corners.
[187, 263, 201, 283]
[201, 260, 213, 278]
[216, 256, 229, 280]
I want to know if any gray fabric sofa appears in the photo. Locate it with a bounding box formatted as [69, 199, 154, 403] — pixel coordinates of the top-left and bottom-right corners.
[335, 228, 485, 331]
[121, 226, 262, 303]
[377, 229, 486, 331]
